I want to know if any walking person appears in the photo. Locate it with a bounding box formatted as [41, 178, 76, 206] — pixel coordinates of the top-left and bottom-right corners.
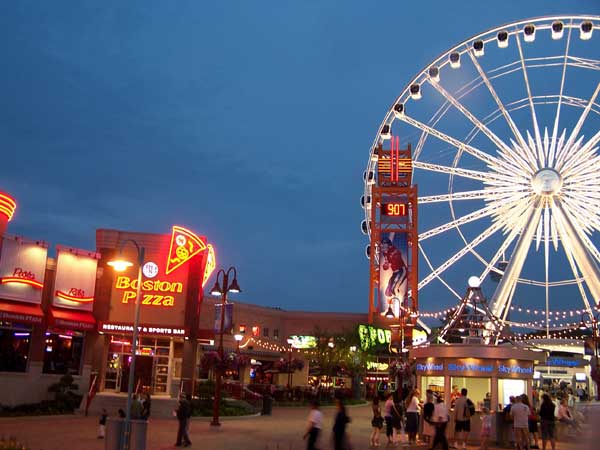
[384, 392, 399, 446]
[557, 398, 581, 432]
[303, 400, 323, 450]
[130, 394, 142, 420]
[175, 393, 192, 447]
[479, 407, 492, 450]
[97, 408, 108, 439]
[371, 396, 384, 447]
[539, 394, 556, 450]
[430, 394, 450, 450]
[422, 390, 436, 446]
[453, 388, 474, 450]
[141, 392, 151, 420]
[405, 388, 421, 445]
[332, 399, 350, 450]
[510, 394, 531, 450]
[522, 394, 539, 448]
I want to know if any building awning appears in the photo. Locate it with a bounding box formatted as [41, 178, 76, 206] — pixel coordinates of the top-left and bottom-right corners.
[48, 307, 96, 331]
[0, 299, 44, 325]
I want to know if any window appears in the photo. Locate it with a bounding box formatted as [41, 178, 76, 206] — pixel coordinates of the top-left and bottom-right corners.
[273, 329, 279, 340]
[43, 331, 84, 375]
[252, 326, 260, 336]
[263, 328, 269, 337]
[239, 324, 246, 335]
[0, 324, 31, 372]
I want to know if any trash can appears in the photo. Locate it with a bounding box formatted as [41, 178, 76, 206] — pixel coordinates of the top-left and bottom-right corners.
[105, 418, 147, 450]
[105, 418, 124, 450]
[262, 394, 273, 415]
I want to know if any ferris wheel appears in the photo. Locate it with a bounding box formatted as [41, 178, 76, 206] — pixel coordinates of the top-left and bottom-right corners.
[362, 16, 600, 335]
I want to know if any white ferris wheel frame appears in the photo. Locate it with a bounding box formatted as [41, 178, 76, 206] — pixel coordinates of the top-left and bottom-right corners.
[362, 15, 600, 334]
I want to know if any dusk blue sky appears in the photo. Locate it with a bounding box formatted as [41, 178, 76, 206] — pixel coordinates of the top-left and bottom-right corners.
[1, 2, 599, 318]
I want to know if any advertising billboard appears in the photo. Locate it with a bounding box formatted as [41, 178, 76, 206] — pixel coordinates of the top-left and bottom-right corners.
[379, 232, 408, 316]
[53, 247, 99, 311]
[0, 237, 48, 304]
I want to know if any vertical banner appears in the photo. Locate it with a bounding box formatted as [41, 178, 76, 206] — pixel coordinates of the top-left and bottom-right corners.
[214, 303, 233, 333]
[379, 232, 409, 316]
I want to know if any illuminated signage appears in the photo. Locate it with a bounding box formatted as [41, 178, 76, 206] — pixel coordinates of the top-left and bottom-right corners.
[100, 322, 186, 336]
[166, 226, 207, 275]
[416, 362, 444, 372]
[143, 262, 159, 279]
[202, 244, 216, 288]
[53, 247, 98, 311]
[0, 192, 17, 222]
[0, 238, 48, 304]
[289, 335, 317, 349]
[449, 362, 494, 373]
[358, 324, 392, 351]
[55, 289, 94, 303]
[546, 357, 581, 368]
[381, 203, 408, 217]
[114, 276, 182, 306]
[497, 363, 533, 375]
[366, 361, 389, 371]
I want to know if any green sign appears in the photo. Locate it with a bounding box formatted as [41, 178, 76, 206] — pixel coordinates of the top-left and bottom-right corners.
[289, 335, 317, 349]
[358, 324, 391, 351]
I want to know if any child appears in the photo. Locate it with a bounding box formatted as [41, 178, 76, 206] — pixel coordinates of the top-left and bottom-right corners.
[480, 407, 492, 450]
[98, 408, 108, 439]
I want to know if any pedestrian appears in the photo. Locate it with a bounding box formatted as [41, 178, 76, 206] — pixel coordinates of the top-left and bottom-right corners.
[452, 388, 474, 450]
[130, 394, 142, 420]
[141, 392, 152, 420]
[371, 396, 384, 447]
[539, 394, 556, 450]
[175, 393, 192, 447]
[333, 399, 350, 450]
[422, 390, 436, 446]
[522, 394, 539, 448]
[405, 388, 421, 445]
[431, 394, 449, 450]
[510, 394, 530, 450]
[384, 392, 399, 445]
[98, 408, 108, 439]
[185, 394, 193, 438]
[303, 400, 323, 450]
[479, 407, 492, 450]
[557, 398, 580, 432]
[118, 408, 126, 418]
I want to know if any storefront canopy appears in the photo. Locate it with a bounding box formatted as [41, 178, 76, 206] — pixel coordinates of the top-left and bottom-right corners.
[48, 307, 96, 331]
[0, 299, 44, 324]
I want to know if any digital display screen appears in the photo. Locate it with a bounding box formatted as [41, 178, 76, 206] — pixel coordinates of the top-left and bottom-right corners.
[381, 203, 408, 216]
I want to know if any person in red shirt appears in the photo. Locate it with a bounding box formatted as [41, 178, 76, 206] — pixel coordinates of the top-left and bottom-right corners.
[381, 237, 408, 298]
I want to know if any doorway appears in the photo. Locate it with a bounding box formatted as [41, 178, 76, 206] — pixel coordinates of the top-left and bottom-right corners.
[120, 355, 153, 393]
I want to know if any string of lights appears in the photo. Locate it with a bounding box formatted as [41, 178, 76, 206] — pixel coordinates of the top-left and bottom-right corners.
[419, 303, 600, 320]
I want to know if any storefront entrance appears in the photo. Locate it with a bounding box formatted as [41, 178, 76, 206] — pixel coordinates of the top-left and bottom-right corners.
[104, 335, 173, 395]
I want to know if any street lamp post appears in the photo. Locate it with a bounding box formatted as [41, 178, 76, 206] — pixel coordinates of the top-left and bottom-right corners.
[209, 267, 241, 427]
[579, 311, 600, 399]
[107, 240, 145, 450]
[234, 334, 244, 399]
[286, 338, 294, 390]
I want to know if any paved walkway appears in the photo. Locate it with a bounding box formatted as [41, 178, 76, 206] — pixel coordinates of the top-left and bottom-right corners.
[0, 404, 597, 450]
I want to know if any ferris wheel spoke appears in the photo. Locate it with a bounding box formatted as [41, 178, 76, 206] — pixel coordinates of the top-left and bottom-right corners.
[467, 49, 530, 153]
[555, 217, 594, 317]
[490, 200, 543, 320]
[552, 199, 600, 302]
[412, 161, 521, 185]
[418, 243, 463, 301]
[418, 188, 521, 204]
[556, 84, 600, 172]
[426, 78, 518, 159]
[479, 213, 527, 282]
[549, 23, 573, 166]
[398, 114, 514, 173]
[418, 219, 507, 290]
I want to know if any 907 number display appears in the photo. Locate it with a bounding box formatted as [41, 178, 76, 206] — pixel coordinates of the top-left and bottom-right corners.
[381, 203, 407, 216]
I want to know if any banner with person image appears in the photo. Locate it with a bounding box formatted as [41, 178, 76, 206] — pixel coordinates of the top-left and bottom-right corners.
[379, 232, 409, 316]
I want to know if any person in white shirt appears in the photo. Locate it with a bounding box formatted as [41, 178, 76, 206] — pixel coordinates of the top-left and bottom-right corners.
[510, 395, 531, 450]
[430, 395, 449, 450]
[405, 389, 421, 445]
[304, 401, 323, 450]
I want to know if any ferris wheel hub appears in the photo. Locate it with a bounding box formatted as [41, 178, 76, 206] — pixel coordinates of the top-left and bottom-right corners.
[531, 168, 562, 196]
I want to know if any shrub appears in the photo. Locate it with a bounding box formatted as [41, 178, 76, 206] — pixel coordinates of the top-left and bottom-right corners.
[0, 436, 30, 449]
